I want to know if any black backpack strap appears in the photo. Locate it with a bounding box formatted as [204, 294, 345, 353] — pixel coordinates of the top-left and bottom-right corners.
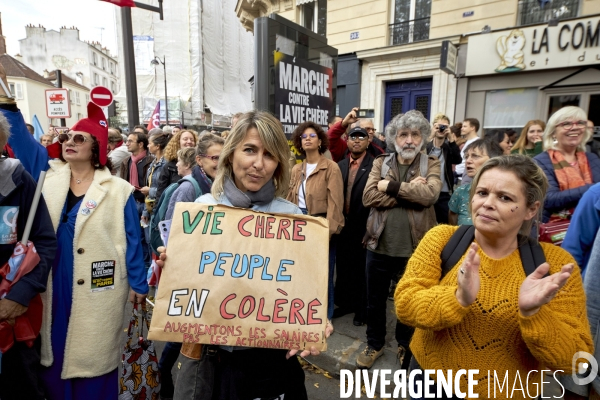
[517, 234, 548, 277]
[440, 225, 476, 279]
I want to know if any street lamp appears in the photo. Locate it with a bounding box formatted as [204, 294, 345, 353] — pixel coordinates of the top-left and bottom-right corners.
[151, 56, 168, 125]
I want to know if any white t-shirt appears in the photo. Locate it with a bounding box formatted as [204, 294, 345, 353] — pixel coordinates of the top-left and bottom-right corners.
[298, 163, 318, 209]
[455, 137, 478, 176]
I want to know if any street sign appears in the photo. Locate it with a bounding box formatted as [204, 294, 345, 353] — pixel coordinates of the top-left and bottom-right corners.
[90, 86, 114, 107]
[45, 89, 71, 119]
[440, 40, 458, 76]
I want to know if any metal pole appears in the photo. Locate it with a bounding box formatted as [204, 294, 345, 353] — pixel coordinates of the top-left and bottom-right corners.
[163, 57, 168, 125]
[55, 70, 66, 127]
[121, 7, 140, 129]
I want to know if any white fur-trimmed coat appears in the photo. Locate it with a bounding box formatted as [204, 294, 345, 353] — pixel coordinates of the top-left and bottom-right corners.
[41, 160, 134, 379]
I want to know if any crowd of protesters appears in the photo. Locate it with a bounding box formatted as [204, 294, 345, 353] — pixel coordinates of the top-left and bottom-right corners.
[1, 56, 600, 400]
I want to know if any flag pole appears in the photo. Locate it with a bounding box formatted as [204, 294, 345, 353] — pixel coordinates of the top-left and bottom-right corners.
[21, 171, 47, 245]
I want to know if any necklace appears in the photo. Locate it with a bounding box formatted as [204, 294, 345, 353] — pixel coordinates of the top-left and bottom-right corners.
[71, 175, 93, 184]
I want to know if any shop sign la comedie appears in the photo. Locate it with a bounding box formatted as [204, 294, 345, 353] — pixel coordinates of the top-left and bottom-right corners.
[465, 16, 600, 76]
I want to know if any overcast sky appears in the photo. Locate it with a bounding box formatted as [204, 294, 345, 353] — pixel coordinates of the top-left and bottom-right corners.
[2, 0, 118, 57]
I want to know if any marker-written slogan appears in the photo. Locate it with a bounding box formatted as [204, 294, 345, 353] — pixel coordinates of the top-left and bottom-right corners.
[149, 203, 330, 351]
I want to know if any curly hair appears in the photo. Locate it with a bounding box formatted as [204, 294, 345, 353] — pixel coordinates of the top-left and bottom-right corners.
[163, 129, 199, 161]
[0, 113, 11, 150]
[291, 121, 329, 155]
[384, 110, 430, 152]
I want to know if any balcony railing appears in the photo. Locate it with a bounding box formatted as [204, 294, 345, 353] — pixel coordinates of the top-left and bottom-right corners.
[518, 0, 579, 26]
[389, 17, 430, 46]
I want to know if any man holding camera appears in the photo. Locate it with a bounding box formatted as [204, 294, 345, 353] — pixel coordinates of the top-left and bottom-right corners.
[425, 114, 462, 224]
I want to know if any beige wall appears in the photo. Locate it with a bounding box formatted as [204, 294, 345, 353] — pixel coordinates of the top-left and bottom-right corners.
[7, 77, 53, 129]
[430, 0, 518, 39]
[326, 0, 389, 54]
[582, 0, 600, 15]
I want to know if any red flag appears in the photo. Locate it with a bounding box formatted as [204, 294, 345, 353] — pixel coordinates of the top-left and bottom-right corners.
[147, 101, 161, 131]
[100, 0, 136, 7]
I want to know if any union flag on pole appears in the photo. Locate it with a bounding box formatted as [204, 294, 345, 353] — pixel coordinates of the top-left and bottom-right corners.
[100, 0, 136, 7]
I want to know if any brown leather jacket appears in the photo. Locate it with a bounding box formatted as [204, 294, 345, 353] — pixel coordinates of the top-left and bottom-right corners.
[362, 152, 441, 251]
[287, 156, 345, 238]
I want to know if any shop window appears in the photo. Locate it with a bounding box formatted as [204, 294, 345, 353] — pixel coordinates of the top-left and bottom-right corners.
[548, 95, 580, 117]
[483, 88, 538, 131]
[298, 0, 326, 36]
[519, 0, 578, 26]
[390, 0, 431, 45]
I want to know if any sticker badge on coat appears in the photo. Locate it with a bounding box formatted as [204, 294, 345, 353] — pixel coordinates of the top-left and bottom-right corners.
[0, 206, 19, 245]
[91, 260, 116, 292]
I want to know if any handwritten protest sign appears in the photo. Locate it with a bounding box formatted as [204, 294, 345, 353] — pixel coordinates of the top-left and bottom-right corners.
[148, 203, 329, 351]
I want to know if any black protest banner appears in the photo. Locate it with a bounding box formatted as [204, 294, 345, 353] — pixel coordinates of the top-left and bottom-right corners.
[274, 51, 333, 139]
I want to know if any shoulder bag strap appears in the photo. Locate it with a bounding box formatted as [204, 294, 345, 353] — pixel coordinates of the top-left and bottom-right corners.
[440, 225, 476, 279]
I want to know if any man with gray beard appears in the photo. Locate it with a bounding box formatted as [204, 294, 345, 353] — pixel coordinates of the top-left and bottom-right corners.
[357, 110, 442, 370]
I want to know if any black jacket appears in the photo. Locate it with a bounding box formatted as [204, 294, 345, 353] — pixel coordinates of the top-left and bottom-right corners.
[426, 140, 462, 193]
[155, 159, 181, 201]
[0, 158, 56, 306]
[337, 152, 375, 230]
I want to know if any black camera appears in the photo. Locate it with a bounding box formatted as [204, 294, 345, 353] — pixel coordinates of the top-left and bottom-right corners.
[438, 124, 448, 132]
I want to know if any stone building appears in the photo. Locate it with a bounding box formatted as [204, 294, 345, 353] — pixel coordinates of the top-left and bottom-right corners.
[19, 25, 119, 96]
[236, 0, 600, 132]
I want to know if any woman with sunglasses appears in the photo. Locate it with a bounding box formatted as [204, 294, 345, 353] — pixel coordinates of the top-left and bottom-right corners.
[156, 129, 199, 200]
[287, 121, 344, 333]
[6, 102, 149, 399]
[533, 106, 600, 223]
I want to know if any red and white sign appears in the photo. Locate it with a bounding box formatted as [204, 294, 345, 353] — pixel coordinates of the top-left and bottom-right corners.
[90, 86, 114, 107]
[45, 89, 71, 119]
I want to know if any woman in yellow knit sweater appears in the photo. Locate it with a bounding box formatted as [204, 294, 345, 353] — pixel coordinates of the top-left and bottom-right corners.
[395, 155, 593, 400]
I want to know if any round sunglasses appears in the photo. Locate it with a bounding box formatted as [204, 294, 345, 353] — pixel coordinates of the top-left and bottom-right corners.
[58, 132, 91, 145]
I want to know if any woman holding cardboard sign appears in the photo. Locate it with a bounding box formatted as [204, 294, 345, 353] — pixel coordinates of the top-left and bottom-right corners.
[157, 111, 329, 400]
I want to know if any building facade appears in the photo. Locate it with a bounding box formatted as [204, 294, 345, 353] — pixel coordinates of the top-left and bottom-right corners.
[236, 0, 600, 132]
[1, 54, 54, 128]
[19, 26, 120, 96]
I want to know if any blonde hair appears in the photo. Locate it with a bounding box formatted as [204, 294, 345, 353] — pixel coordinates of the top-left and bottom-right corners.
[177, 147, 197, 168]
[164, 129, 199, 161]
[512, 120, 546, 155]
[432, 113, 450, 124]
[543, 106, 591, 152]
[211, 111, 291, 199]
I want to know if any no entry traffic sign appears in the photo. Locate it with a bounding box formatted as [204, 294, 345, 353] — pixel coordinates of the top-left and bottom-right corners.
[45, 89, 71, 119]
[90, 86, 114, 107]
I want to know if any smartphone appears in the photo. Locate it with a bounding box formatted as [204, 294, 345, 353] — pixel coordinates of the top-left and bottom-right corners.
[159, 220, 172, 247]
[357, 109, 375, 119]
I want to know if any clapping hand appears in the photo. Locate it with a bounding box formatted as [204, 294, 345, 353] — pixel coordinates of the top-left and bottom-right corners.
[518, 263, 573, 317]
[455, 243, 481, 307]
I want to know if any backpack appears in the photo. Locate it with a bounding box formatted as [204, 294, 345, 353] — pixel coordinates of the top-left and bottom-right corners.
[440, 225, 547, 279]
[149, 175, 202, 255]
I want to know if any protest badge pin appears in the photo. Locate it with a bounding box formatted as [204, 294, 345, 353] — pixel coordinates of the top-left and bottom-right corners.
[86, 200, 97, 209]
[81, 207, 91, 216]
